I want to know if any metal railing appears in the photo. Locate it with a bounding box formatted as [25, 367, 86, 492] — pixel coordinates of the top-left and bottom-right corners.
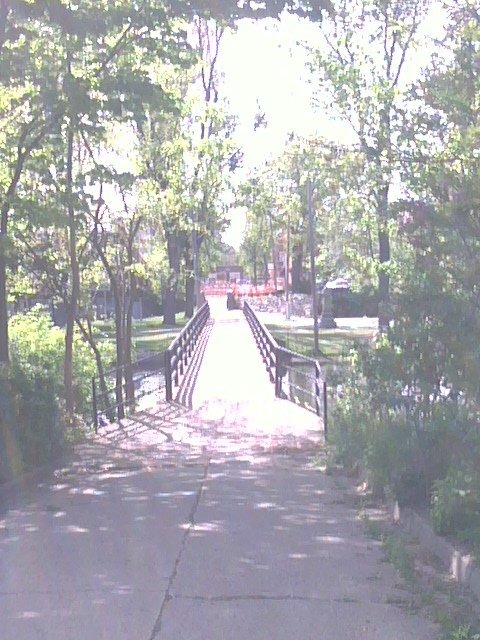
[92, 352, 165, 433]
[243, 300, 328, 437]
[165, 301, 210, 402]
[243, 299, 277, 382]
[275, 346, 327, 434]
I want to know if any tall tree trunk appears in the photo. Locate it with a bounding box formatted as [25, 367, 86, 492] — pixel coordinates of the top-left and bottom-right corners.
[163, 234, 182, 326]
[0, 140, 29, 365]
[0, 206, 8, 365]
[252, 246, 257, 287]
[64, 123, 79, 419]
[378, 226, 390, 330]
[113, 289, 125, 420]
[268, 213, 278, 292]
[124, 293, 135, 410]
[291, 245, 304, 293]
[263, 257, 269, 285]
[377, 184, 390, 331]
[77, 317, 114, 422]
[184, 246, 194, 319]
[124, 246, 137, 410]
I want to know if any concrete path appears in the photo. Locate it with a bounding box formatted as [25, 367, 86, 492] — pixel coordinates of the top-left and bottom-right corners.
[0, 299, 440, 638]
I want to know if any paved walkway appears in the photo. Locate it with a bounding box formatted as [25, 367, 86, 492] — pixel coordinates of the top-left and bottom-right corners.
[0, 299, 440, 639]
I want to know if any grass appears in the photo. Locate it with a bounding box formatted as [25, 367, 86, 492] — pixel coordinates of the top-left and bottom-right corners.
[383, 533, 416, 584]
[94, 314, 189, 358]
[361, 513, 415, 583]
[361, 515, 480, 638]
[445, 625, 480, 640]
[265, 322, 375, 361]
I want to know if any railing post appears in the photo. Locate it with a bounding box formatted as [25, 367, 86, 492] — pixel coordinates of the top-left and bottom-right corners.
[179, 338, 184, 375]
[165, 349, 173, 402]
[275, 348, 281, 397]
[314, 366, 321, 417]
[92, 377, 98, 433]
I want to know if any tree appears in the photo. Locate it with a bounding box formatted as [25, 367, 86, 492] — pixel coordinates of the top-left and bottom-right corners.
[139, 20, 237, 324]
[238, 172, 279, 286]
[0, 3, 66, 365]
[397, 0, 480, 400]
[1, 1, 199, 417]
[306, 0, 431, 327]
[329, 1, 480, 511]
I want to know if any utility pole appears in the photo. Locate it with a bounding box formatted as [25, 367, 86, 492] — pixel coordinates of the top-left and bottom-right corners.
[307, 179, 319, 356]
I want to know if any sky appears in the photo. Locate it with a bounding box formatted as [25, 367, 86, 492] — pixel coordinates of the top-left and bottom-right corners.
[218, 14, 332, 248]
[216, 5, 446, 249]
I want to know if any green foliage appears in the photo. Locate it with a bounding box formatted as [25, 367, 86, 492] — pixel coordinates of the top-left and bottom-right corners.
[331, 330, 479, 506]
[447, 625, 480, 640]
[0, 306, 117, 479]
[431, 466, 480, 545]
[383, 534, 415, 584]
[9, 306, 113, 418]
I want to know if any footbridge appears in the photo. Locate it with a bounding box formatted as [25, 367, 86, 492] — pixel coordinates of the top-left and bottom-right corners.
[164, 296, 328, 436]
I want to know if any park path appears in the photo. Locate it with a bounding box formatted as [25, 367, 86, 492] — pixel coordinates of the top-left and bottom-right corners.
[0, 299, 439, 639]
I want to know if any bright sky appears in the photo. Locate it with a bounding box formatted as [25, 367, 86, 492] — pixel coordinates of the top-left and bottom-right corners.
[220, 16, 339, 163]
[218, 6, 446, 249]
[219, 14, 334, 248]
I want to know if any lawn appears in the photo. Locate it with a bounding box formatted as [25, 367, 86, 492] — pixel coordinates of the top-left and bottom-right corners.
[95, 314, 189, 359]
[265, 322, 376, 362]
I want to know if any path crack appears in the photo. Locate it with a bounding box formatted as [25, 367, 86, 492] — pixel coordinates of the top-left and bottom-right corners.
[148, 456, 210, 640]
[171, 594, 360, 604]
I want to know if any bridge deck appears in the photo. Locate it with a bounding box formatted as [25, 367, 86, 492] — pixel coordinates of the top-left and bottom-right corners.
[190, 298, 274, 407]
[174, 296, 324, 442]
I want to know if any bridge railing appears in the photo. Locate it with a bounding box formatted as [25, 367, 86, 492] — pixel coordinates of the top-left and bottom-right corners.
[243, 300, 327, 436]
[165, 302, 210, 402]
[91, 352, 165, 433]
[243, 299, 277, 383]
[275, 346, 327, 436]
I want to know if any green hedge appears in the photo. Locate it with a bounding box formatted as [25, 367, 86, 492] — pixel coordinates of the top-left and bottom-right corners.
[0, 307, 113, 482]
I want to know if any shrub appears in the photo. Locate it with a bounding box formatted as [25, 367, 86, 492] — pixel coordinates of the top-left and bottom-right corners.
[431, 466, 480, 537]
[330, 336, 474, 505]
[0, 307, 112, 481]
[9, 306, 112, 418]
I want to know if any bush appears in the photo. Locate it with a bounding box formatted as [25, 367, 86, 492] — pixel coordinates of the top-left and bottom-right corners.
[0, 307, 112, 481]
[330, 336, 474, 505]
[9, 306, 111, 418]
[431, 466, 480, 539]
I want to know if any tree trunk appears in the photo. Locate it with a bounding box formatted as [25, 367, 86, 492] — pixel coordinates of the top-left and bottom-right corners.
[252, 246, 258, 287]
[77, 317, 114, 422]
[124, 260, 136, 410]
[124, 294, 135, 411]
[378, 226, 390, 330]
[0, 127, 35, 366]
[184, 246, 194, 319]
[263, 257, 269, 285]
[0, 208, 8, 365]
[113, 290, 125, 420]
[163, 234, 182, 326]
[64, 123, 79, 420]
[291, 245, 304, 293]
[377, 183, 391, 331]
[268, 213, 278, 291]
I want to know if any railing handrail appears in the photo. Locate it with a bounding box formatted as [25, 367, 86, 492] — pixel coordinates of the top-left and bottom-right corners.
[243, 300, 327, 436]
[244, 301, 277, 345]
[275, 344, 323, 368]
[165, 301, 210, 402]
[168, 302, 209, 350]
